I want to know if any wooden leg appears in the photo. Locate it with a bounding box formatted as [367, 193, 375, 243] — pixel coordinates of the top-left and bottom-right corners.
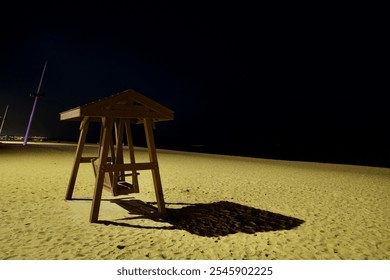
[97, 121, 104, 157]
[90, 117, 114, 223]
[115, 119, 125, 181]
[144, 118, 166, 217]
[107, 128, 117, 196]
[65, 117, 90, 200]
[125, 120, 139, 192]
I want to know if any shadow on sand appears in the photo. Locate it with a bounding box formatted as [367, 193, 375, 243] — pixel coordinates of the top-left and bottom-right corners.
[100, 199, 304, 237]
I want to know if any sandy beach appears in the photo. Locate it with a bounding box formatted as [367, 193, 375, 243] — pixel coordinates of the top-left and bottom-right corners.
[0, 142, 389, 260]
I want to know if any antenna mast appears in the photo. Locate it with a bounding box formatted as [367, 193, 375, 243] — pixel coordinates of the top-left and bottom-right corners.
[0, 105, 9, 135]
[23, 61, 47, 146]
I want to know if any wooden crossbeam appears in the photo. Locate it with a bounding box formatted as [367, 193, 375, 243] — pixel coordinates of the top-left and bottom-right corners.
[103, 162, 156, 172]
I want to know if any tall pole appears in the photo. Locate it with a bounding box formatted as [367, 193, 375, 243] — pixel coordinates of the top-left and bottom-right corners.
[23, 61, 47, 146]
[0, 105, 9, 135]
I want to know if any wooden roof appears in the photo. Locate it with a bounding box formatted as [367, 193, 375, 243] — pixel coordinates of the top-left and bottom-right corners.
[60, 89, 174, 122]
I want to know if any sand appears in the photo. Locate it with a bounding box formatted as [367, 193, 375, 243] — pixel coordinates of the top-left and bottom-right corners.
[0, 142, 389, 260]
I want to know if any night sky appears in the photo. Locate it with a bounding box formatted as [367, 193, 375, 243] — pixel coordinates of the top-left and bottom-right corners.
[0, 2, 387, 167]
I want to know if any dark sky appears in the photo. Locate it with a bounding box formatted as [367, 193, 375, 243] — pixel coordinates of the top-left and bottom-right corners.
[0, 2, 387, 166]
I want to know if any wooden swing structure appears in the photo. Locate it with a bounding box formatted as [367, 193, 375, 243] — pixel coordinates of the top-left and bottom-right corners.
[60, 89, 174, 223]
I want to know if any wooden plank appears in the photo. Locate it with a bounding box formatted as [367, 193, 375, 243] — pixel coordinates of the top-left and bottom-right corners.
[60, 107, 81, 120]
[80, 108, 170, 120]
[121, 172, 140, 177]
[80, 156, 97, 163]
[104, 162, 156, 172]
[60, 89, 174, 121]
[65, 117, 90, 200]
[90, 117, 114, 223]
[80, 157, 112, 163]
[144, 118, 167, 217]
[129, 90, 174, 119]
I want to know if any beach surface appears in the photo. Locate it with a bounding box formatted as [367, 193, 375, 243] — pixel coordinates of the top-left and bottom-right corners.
[0, 142, 389, 260]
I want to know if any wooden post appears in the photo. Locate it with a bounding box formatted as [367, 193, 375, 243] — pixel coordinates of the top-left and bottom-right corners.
[125, 120, 139, 192]
[97, 121, 104, 157]
[114, 119, 125, 180]
[90, 117, 114, 223]
[144, 118, 166, 217]
[65, 117, 90, 200]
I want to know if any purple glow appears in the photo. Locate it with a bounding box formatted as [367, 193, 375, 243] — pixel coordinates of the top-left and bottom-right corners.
[23, 61, 47, 146]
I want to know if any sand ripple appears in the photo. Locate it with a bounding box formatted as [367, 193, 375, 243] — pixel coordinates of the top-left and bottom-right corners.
[0, 142, 389, 259]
